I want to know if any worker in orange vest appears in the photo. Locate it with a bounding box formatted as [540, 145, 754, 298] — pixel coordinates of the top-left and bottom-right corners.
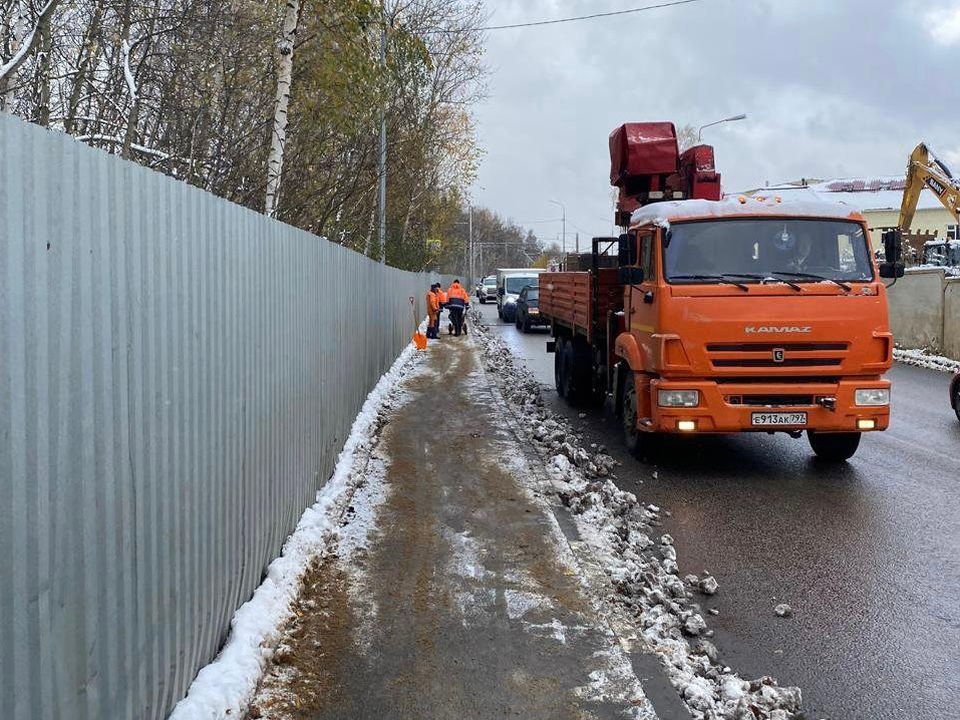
[446, 279, 470, 304]
[425, 284, 440, 339]
[445, 279, 470, 336]
[435, 285, 448, 337]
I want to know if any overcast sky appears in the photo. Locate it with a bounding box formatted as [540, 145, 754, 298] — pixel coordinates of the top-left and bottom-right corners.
[470, 0, 960, 247]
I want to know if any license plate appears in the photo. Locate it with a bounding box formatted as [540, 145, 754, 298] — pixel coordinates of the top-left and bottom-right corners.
[528, 308, 539, 314]
[751, 412, 807, 426]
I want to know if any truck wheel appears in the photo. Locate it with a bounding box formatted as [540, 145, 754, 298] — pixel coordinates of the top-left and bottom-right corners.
[522, 319, 531, 333]
[555, 338, 567, 397]
[560, 341, 576, 401]
[515, 315, 522, 330]
[807, 431, 861, 461]
[571, 342, 595, 404]
[622, 374, 643, 457]
[953, 382, 960, 423]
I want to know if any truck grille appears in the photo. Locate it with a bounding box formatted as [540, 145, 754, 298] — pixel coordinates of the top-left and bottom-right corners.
[707, 342, 849, 370]
[725, 394, 815, 407]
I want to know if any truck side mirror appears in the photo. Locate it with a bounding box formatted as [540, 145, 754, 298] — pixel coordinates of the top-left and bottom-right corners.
[881, 229, 903, 263]
[617, 233, 638, 267]
[879, 262, 905, 279]
[498, 287, 504, 296]
[879, 229, 905, 278]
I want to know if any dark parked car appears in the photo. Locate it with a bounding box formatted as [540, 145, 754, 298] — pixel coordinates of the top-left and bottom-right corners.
[515, 285, 549, 333]
[952, 372, 960, 423]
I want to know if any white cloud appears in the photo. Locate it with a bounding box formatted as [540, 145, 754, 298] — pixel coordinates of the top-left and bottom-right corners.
[471, 0, 955, 240]
[943, 148, 960, 167]
[924, 3, 960, 45]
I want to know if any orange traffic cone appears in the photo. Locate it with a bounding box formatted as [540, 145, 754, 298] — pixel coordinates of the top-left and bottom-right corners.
[411, 297, 427, 350]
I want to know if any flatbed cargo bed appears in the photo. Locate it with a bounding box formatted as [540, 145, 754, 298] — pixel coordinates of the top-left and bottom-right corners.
[540, 268, 622, 343]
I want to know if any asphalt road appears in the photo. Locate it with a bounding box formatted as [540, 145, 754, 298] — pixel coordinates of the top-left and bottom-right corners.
[474, 301, 960, 720]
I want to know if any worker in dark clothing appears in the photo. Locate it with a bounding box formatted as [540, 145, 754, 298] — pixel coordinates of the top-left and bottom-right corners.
[445, 279, 470, 336]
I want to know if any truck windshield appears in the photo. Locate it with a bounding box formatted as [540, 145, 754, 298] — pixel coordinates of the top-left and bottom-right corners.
[505, 276, 537, 293]
[663, 219, 874, 285]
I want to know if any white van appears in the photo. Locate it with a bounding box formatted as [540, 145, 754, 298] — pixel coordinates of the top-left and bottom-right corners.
[496, 268, 544, 322]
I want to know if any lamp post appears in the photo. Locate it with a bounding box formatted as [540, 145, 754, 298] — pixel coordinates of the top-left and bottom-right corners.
[549, 199, 566, 254]
[697, 113, 747, 142]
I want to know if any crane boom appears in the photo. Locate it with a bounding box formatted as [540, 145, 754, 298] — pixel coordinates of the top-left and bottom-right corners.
[898, 142, 960, 232]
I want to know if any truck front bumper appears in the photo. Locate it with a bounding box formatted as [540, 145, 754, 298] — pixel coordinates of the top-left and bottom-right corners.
[648, 378, 891, 434]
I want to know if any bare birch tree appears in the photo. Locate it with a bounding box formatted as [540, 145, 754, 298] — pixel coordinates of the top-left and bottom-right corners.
[0, 0, 59, 111]
[264, 0, 301, 217]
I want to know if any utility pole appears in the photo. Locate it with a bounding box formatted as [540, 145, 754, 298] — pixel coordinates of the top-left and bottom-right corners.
[468, 204, 473, 283]
[549, 199, 566, 255]
[575, 232, 579, 254]
[377, 5, 388, 263]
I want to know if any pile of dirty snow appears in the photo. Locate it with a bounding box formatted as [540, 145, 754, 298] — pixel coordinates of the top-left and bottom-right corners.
[893, 347, 960, 374]
[469, 310, 804, 720]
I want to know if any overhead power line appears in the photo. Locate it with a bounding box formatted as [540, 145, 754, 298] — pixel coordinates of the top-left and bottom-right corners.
[475, 0, 707, 32]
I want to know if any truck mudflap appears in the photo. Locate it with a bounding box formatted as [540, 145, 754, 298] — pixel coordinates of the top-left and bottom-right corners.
[646, 378, 891, 434]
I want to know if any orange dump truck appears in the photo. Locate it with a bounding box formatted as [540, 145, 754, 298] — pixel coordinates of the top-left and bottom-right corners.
[540, 123, 904, 460]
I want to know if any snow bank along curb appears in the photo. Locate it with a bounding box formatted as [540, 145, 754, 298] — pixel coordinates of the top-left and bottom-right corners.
[893, 347, 960, 374]
[468, 309, 803, 720]
[169, 341, 423, 720]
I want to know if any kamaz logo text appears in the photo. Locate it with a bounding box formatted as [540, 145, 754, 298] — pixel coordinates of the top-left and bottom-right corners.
[744, 325, 812, 334]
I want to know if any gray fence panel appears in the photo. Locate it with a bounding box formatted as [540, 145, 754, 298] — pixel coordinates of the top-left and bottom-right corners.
[0, 114, 447, 720]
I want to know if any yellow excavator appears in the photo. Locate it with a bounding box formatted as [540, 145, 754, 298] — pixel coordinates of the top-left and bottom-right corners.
[893, 142, 960, 267]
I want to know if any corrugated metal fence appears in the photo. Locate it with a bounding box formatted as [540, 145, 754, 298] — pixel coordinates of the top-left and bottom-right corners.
[0, 114, 448, 719]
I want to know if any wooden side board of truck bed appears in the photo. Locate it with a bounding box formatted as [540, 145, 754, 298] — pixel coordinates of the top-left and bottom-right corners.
[540, 269, 622, 343]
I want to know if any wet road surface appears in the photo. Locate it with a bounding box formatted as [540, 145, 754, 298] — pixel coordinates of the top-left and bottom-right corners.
[474, 301, 960, 720]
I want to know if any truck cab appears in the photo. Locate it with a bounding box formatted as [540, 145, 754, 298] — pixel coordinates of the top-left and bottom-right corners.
[614, 197, 891, 459]
[539, 122, 895, 461]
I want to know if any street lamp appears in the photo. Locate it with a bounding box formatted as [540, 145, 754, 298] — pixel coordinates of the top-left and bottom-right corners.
[697, 113, 747, 142]
[549, 199, 566, 254]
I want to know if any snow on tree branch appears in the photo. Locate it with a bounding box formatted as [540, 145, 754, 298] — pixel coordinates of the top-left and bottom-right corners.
[121, 38, 137, 102]
[0, 0, 59, 83]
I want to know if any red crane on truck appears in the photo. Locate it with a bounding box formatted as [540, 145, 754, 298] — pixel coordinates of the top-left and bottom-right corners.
[539, 122, 903, 461]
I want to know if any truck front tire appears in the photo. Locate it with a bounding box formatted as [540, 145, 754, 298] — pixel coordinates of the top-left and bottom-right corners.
[808, 431, 861, 461]
[622, 374, 647, 458]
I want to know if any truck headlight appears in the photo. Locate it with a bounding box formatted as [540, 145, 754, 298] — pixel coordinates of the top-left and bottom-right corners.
[855, 388, 889, 406]
[658, 389, 700, 408]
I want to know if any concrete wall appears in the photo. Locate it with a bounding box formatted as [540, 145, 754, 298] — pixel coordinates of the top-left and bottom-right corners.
[0, 114, 446, 720]
[885, 268, 960, 359]
[887, 268, 949, 351]
[943, 278, 960, 360]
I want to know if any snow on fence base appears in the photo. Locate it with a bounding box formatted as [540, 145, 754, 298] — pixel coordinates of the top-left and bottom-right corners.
[169, 343, 423, 719]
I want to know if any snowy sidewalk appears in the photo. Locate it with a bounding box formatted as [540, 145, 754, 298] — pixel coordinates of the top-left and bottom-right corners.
[246, 334, 659, 719]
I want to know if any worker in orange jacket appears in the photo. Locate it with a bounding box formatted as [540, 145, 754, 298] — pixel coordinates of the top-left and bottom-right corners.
[445, 279, 470, 336]
[426, 284, 440, 339]
[435, 286, 448, 337]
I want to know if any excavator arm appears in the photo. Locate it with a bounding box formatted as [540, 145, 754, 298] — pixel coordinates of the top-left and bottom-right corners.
[898, 142, 960, 232]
